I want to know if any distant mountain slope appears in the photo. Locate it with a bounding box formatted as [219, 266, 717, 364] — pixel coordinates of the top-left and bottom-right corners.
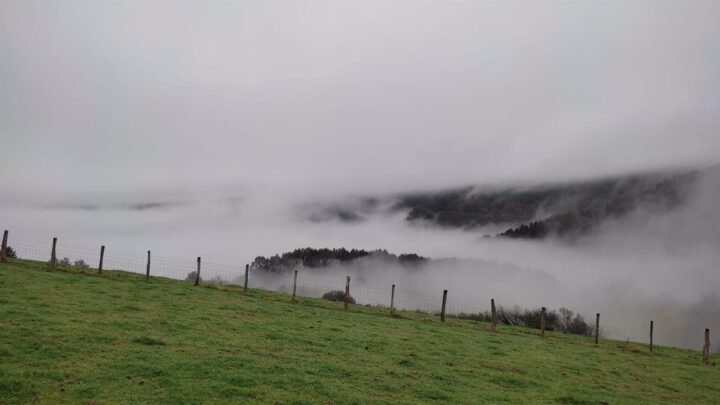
[306, 167, 714, 239]
[395, 169, 701, 238]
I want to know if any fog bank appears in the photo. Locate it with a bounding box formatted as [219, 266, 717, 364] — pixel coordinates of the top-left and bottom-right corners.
[1, 169, 719, 349]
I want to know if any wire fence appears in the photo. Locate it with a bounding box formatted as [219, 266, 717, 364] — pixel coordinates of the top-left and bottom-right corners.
[1, 231, 715, 354]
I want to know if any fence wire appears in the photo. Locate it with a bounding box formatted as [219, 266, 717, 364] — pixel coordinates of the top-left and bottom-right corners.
[2, 233, 714, 353]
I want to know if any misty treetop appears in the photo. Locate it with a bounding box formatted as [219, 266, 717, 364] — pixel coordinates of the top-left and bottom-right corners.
[251, 247, 427, 273]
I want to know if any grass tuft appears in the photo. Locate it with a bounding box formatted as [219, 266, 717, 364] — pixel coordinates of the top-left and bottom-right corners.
[131, 337, 167, 346]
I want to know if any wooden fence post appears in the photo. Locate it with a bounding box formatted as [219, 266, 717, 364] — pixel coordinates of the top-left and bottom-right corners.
[650, 321, 654, 353]
[194, 257, 201, 286]
[0, 230, 8, 262]
[98, 245, 105, 274]
[390, 284, 395, 314]
[292, 270, 298, 302]
[540, 307, 546, 337]
[491, 298, 497, 331]
[50, 237, 57, 270]
[344, 276, 351, 310]
[595, 313, 600, 345]
[145, 250, 151, 281]
[703, 329, 710, 364]
[440, 289, 448, 322]
[243, 264, 249, 293]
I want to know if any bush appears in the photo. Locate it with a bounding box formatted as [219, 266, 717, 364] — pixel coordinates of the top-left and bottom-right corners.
[205, 276, 225, 285]
[492, 306, 590, 336]
[53, 257, 91, 269]
[322, 290, 355, 304]
[73, 259, 89, 269]
[452, 312, 491, 322]
[558, 307, 592, 335]
[4, 246, 17, 259]
[185, 271, 201, 283]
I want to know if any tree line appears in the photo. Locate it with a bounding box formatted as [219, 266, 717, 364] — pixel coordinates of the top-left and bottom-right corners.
[251, 247, 427, 273]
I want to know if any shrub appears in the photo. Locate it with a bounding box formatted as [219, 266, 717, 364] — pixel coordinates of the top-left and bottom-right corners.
[493, 306, 590, 336]
[558, 307, 592, 335]
[73, 259, 90, 269]
[59, 257, 71, 267]
[205, 276, 225, 285]
[185, 271, 201, 283]
[4, 246, 17, 259]
[322, 290, 355, 304]
[452, 312, 491, 322]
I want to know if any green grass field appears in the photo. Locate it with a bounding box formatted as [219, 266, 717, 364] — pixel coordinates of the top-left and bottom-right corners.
[1, 259, 718, 404]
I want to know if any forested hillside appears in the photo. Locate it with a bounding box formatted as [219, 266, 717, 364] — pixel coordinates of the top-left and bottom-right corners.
[309, 168, 709, 240]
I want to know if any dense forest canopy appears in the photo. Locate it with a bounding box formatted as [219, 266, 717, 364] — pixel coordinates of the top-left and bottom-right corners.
[252, 247, 427, 273]
[308, 168, 706, 240]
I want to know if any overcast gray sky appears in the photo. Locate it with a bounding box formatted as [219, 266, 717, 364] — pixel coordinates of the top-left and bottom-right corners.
[2, 0, 719, 199]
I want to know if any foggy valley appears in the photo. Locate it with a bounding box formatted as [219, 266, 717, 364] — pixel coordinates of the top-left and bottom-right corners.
[1, 1, 720, 402]
[2, 165, 718, 348]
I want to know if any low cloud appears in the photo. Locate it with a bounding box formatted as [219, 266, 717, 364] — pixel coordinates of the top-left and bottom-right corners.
[2, 169, 718, 349]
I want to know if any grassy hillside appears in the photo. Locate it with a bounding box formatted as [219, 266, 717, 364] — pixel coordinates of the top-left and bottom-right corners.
[0, 260, 718, 404]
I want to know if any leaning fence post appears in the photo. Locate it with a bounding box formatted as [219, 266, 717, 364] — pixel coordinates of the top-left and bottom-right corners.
[50, 237, 57, 270]
[145, 250, 151, 281]
[540, 307, 546, 337]
[98, 245, 105, 274]
[292, 270, 298, 302]
[194, 257, 201, 286]
[0, 230, 8, 262]
[703, 329, 711, 364]
[344, 276, 351, 310]
[390, 284, 395, 314]
[650, 320, 654, 353]
[595, 313, 600, 345]
[440, 289, 448, 322]
[491, 298, 497, 331]
[243, 264, 249, 293]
